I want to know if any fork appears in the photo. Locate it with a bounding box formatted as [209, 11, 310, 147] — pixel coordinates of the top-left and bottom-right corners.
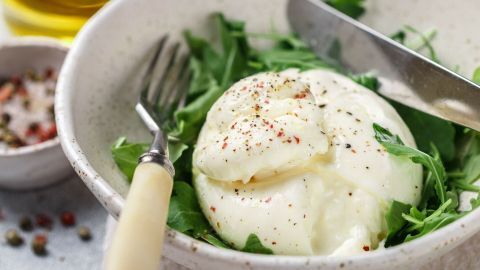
[105, 36, 189, 270]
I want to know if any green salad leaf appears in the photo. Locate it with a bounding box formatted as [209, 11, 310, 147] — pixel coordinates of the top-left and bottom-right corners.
[172, 82, 223, 143]
[390, 30, 406, 44]
[473, 66, 480, 84]
[456, 129, 480, 184]
[111, 137, 188, 182]
[326, 0, 365, 19]
[240, 234, 273, 255]
[373, 123, 447, 204]
[201, 234, 231, 249]
[384, 200, 411, 247]
[111, 137, 149, 181]
[390, 101, 456, 162]
[390, 26, 439, 63]
[375, 123, 480, 246]
[167, 181, 210, 236]
[350, 73, 379, 91]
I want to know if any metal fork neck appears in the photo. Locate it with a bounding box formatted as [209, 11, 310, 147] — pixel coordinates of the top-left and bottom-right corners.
[138, 151, 175, 177]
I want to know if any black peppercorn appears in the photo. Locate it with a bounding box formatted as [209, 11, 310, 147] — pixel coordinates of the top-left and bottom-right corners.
[31, 234, 48, 256]
[1, 112, 11, 124]
[77, 226, 92, 241]
[5, 229, 24, 247]
[19, 216, 34, 232]
[48, 104, 55, 118]
[22, 98, 31, 110]
[46, 88, 55, 96]
[28, 122, 39, 132]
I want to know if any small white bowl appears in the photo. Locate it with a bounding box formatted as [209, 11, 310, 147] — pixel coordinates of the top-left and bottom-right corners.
[56, 0, 480, 269]
[0, 37, 72, 190]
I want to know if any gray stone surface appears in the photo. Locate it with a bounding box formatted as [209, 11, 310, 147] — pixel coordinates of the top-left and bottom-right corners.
[0, 175, 107, 270]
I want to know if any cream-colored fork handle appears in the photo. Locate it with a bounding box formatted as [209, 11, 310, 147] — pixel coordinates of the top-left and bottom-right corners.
[105, 162, 173, 270]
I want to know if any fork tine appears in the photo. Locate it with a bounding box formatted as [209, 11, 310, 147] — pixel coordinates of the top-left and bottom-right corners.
[175, 59, 191, 109]
[151, 43, 180, 106]
[137, 36, 191, 139]
[139, 35, 168, 101]
[158, 53, 190, 118]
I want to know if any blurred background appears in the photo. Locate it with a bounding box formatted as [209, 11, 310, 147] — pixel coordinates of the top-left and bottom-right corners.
[2, 0, 107, 42]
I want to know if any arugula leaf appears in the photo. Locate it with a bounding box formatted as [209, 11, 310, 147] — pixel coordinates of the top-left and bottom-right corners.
[470, 196, 480, 209]
[169, 141, 189, 164]
[457, 129, 480, 164]
[405, 213, 459, 241]
[389, 26, 439, 63]
[171, 81, 223, 143]
[214, 13, 250, 87]
[240, 234, 273, 255]
[350, 73, 379, 91]
[374, 124, 480, 246]
[453, 129, 480, 184]
[326, 0, 365, 19]
[403, 199, 461, 241]
[201, 234, 230, 249]
[418, 172, 435, 209]
[390, 30, 406, 44]
[463, 155, 480, 183]
[451, 180, 480, 192]
[232, 32, 308, 51]
[386, 199, 462, 245]
[403, 26, 439, 63]
[389, 101, 455, 162]
[384, 200, 411, 247]
[166, 181, 230, 248]
[167, 181, 210, 236]
[473, 66, 480, 84]
[252, 49, 331, 71]
[111, 137, 188, 182]
[187, 57, 216, 97]
[184, 31, 225, 85]
[373, 123, 447, 204]
[111, 137, 149, 181]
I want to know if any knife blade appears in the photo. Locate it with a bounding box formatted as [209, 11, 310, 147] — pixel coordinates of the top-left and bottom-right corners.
[288, 0, 480, 131]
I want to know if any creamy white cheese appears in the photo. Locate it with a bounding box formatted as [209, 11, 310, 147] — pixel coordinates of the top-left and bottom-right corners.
[194, 72, 329, 183]
[192, 69, 422, 256]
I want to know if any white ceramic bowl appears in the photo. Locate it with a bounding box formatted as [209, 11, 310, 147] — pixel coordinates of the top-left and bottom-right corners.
[56, 0, 480, 269]
[0, 37, 72, 190]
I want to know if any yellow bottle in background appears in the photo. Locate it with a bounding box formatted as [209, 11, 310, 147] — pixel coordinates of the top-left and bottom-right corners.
[2, 0, 107, 43]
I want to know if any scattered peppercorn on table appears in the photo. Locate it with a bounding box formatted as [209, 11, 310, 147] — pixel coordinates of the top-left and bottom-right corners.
[0, 177, 107, 269]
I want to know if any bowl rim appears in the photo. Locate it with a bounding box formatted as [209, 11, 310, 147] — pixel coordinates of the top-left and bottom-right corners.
[55, 0, 480, 267]
[0, 37, 68, 157]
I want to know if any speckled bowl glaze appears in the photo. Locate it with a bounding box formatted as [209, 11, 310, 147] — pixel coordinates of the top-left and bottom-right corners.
[56, 0, 480, 269]
[0, 37, 72, 190]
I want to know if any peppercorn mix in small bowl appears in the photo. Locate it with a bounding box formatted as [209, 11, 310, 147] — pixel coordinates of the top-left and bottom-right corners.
[0, 37, 72, 189]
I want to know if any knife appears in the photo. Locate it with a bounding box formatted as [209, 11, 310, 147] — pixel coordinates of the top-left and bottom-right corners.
[288, 0, 480, 131]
